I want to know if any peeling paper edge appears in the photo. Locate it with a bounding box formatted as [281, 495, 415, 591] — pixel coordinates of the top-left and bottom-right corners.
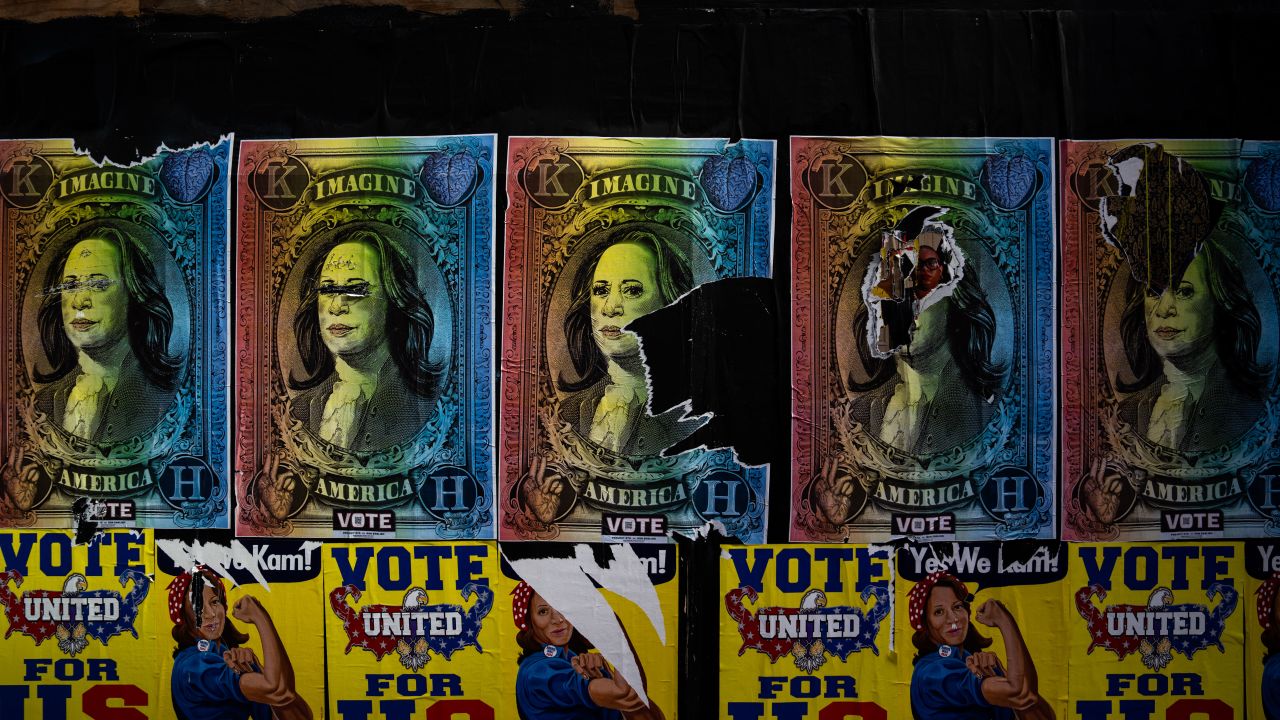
[860, 211, 966, 361]
[504, 543, 666, 709]
[155, 537, 322, 593]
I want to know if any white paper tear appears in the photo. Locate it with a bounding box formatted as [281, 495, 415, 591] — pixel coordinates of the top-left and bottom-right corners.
[155, 538, 321, 593]
[506, 544, 665, 708]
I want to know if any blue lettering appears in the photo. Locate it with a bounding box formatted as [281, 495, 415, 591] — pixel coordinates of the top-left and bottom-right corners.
[812, 548, 851, 593]
[0, 534, 36, 577]
[331, 547, 374, 590]
[454, 545, 488, 589]
[377, 547, 412, 592]
[1078, 546, 1121, 589]
[728, 548, 771, 592]
[776, 549, 811, 593]
[413, 546, 451, 591]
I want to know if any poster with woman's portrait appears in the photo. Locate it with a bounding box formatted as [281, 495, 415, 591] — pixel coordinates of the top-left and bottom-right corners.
[790, 137, 1057, 542]
[1062, 140, 1280, 541]
[157, 538, 324, 720]
[498, 543, 678, 720]
[235, 136, 496, 539]
[501, 137, 774, 543]
[896, 541, 1067, 720]
[1, 138, 232, 529]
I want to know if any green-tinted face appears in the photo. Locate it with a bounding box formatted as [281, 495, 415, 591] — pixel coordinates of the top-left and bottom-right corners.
[60, 238, 128, 352]
[1144, 251, 1215, 361]
[590, 242, 664, 357]
[317, 241, 389, 358]
[906, 296, 949, 360]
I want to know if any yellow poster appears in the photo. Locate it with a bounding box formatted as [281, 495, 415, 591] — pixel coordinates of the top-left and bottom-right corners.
[720, 544, 896, 719]
[497, 543, 678, 720]
[156, 537, 325, 720]
[895, 541, 1068, 720]
[1245, 540, 1279, 720]
[324, 541, 501, 719]
[0, 529, 157, 719]
[1067, 542, 1244, 719]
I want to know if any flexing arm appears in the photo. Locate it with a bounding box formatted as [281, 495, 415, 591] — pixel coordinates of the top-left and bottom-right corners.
[579, 615, 665, 720]
[973, 600, 1052, 717]
[231, 596, 313, 719]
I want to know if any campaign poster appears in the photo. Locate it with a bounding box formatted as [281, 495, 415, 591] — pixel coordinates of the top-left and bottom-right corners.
[501, 137, 775, 543]
[790, 136, 1056, 543]
[0, 529, 157, 719]
[720, 544, 896, 720]
[1, 138, 233, 529]
[1061, 140, 1280, 541]
[498, 543, 678, 720]
[236, 135, 496, 539]
[895, 541, 1067, 720]
[325, 540, 501, 719]
[1067, 542, 1244, 719]
[156, 537, 324, 720]
[1245, 540, 1280, 720]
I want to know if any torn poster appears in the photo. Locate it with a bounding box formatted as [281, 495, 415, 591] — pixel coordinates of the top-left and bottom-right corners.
[157, 537, 323, 719]
[720, 544, 896, 719]
[0, 138, 232, 529]
[790, 137, 1056, 542]
[501, 137, 775, 543]
[896, 541, 1068, 720]
[0, 529, 158, 719]
[234, 136, 496, 539]
[1067, 542, 1243, 717]
[500, 542, 678, 720]
[323, 541, 500, 718]
[1061, 140, 1280, 541]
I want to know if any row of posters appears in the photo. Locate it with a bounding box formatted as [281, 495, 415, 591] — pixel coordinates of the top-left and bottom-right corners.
[1, 137, 1277, 544]
[0, 530, 678, 719]
[1, 530, 1277, 718]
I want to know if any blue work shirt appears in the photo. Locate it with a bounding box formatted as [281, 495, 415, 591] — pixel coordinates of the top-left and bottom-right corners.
[1264, 653, 1280, 720]
[911, 645, 1015, 720]
[516, 644, 624, 720]
[171, 639, 272, 720]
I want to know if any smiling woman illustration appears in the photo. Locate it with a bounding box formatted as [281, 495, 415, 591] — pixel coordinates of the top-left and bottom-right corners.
[33, 224, 181, 443]
[1116, 240, 1271, 452]
[907, 572, 1053, 720]
[167, 566, 312, 720]
[288, 227, 442, 452]
[511, 582, 664, 720]
[557, 228, 695, 456]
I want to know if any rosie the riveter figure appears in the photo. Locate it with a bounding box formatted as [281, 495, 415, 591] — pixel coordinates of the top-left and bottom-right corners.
[167, 566, 312, 720]
[511, 581, 665, 720]
[907, 572, 1054, 720]
[1258, 574, 1280, 720]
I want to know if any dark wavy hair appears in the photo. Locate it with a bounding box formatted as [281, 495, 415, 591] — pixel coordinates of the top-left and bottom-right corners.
[170, 568, 249, 658]
[1118, 240, 1272, 396]
[910, 576, 992, 664]
[1264, 622, 1280, 664]
[289, 227, 443, 398]
[557, 227, 694, 393]
[850, 243, 1006, 400]
[35, 224, 182, 391]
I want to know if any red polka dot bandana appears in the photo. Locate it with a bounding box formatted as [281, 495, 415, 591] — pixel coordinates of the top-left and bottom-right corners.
[908, 571, 967, 632]
[1258, 573, 1280, 630]
[166, 565, 224, 626]
[511, 581, 533, 631]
